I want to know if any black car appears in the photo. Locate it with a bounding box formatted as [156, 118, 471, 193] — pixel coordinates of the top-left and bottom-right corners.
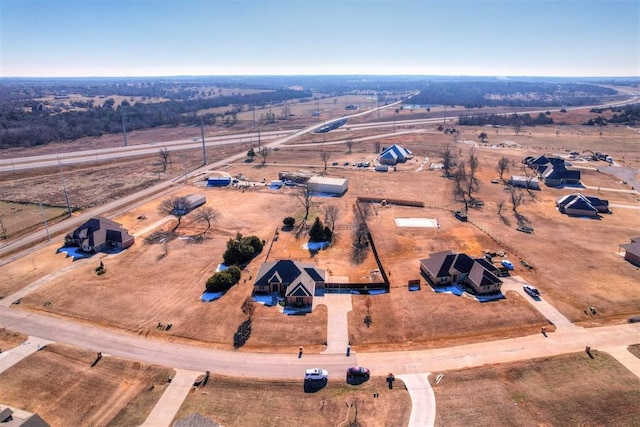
[347, 366, 370, 378]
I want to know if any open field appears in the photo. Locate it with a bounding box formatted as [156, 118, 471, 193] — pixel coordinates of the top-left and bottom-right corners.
[0, 343, 173, 427]
[1, 106, 639, 348]
[0, 201, 69, 240]
[0, 112, 638, 353]
[174, 374, 411, 427]
[432, 351, 640, 426]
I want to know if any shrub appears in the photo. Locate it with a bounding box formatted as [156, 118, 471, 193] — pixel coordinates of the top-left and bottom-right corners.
[206, 266, 242, 293]
[283, 216, 295, 227]
[222, 233, 263, 265]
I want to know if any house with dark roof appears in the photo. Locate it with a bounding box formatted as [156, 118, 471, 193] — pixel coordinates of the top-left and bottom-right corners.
[253, 260, 326, 308]
[64, 217, 134, 253]
[0, 405, 50, 427]
[556, 194, 609, 217]
[379, 144, 412, 165]
[524, 155, 581, 187]
[420, 250, 502, 295]
[619, 237, 640, 267]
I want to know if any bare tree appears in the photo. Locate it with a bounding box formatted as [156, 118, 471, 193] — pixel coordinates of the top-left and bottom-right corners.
[320, 152, 331, 172]
[509, 185, 524, 215]
[259, 147, 271, 165]
[241, 297, 255, 319]
[496, 156, 510, 182]
[195, 207, 218, 234]
[497, 199, 506, 216]
[466, 148, 481, 201]
[512, 119, 523, 135]
[159, 147, 171, 172]
[0, 218, 6, 239]
[324, 205, 340, 234]
[297, 186, 313, 220]
[346, 138, 354, 153]
[478, 131, 488, 143]
[158, 196, 189, 231]
[442, 145, 454, 177]
[374, 141, 381, 154]
[453, 161, 469, 212]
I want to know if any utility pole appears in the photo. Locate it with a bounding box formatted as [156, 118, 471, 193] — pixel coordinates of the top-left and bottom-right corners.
[258, 130, 261, 151]
[252, 105, 256, 129]
[57, 156, 72, 217]
[200, 115, 207, 165]
[121, 113, 128, 147]
[443, 105, 447, 123]
[39, 202, 51, 241]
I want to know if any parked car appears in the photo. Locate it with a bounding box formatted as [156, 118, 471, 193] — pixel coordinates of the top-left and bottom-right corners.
[454, 210, 468, 222]
[523, 285, 540, 297]
[305, 368, 328, 381]
[343, 162, 350, 166]
[332, 161, 339, 166]
[347, 366, 370, 378]
[501, 260, 514, 270]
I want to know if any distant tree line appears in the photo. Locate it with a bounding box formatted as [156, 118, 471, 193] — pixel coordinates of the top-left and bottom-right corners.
[0, 88, 310, 149]
[458, 112, 553, 127]
[409, 81, 617, 108]
[585, 103, 640, 126]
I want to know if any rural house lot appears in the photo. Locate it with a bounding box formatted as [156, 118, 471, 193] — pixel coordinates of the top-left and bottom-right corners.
[1, 94, 639, 426]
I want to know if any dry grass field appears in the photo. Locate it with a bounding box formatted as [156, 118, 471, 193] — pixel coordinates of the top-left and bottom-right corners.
[432, 351, 640, 426]
[1, 107, 638, 355]
[0, 327, 27, 351]
[174, 374, 411, 427]
[0, 343, 173, 426]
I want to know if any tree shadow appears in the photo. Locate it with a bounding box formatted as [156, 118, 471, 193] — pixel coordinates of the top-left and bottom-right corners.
[233, 318, 252, 348]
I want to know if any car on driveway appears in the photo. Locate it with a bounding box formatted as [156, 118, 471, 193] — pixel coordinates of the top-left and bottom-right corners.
[305, 368, 328, 381]
[501, 260, 514, 270]
[523, 285, 540, 297]
[347, 366, 370, 379]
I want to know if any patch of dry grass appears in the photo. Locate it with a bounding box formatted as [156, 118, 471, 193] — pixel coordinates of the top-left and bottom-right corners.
[0, 343, 173, 427]
[433, 351, 640, 426]
[174, 374, 410, 427]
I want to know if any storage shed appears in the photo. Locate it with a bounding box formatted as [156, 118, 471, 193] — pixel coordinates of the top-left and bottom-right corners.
[184, 194, 206, 211]
[207, 176, 231, 186]
[307, 176, 349, 195]
[509, 175, 540, 190]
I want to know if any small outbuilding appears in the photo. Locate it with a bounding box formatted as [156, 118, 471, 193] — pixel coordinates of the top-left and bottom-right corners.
[619, 237, 640, 267]
[307, 176, 349, 195]
[183, 194, 206, 212]
[207, 176, 231, 186]
[509, 175, 540, 190]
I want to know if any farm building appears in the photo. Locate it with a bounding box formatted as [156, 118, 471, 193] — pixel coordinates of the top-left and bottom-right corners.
[379, 144, 412, 165]
[509, 175, 540, 190]
[420, 250, 502, 295]
[64, 217, 134, 253]
[556, 194, 609, 216]
[619, 237, 640, 267]
[253, 260, 326, 308]
[207, 176, 231, 186]
[171, 194, 206, 215]
[307, 176, 349, 195]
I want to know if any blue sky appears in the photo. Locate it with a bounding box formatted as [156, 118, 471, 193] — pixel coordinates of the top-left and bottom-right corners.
[1, 0, 638, 77]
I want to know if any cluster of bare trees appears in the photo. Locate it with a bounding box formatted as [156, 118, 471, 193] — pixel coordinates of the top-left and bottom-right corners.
[452, 148, 481, 212]
[350, 202, 372, 264]
[156, 195, 218, 236]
